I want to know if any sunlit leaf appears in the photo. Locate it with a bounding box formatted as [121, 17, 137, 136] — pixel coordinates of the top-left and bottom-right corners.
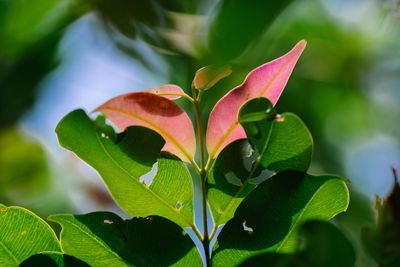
[49, 212, 202, 267]
[239, 220, 355, 267]
[144, 84, 188, 100]
[95, 92, 196, 163]
[206, 40, 306, 159]
[0, 205, 61, 266]
[193, 65, 232, 91]
[211, 171, 349, 266]
[56, 110, 195, 228]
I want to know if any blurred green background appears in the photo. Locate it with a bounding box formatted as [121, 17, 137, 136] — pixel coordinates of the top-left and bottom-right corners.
[1, 0, 399, 265]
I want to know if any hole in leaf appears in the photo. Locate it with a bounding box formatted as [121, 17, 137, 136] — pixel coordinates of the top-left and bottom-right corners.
[176, 202, 182, 210]
[101, 133, 109, 139]
[103, 219, 114, 225]
[242, 143, 257, 172]
[250, 169, 275, 184]
[242, 220, 254, 234]
[139, 162, 158, 186]
[225, 171, 243, 186]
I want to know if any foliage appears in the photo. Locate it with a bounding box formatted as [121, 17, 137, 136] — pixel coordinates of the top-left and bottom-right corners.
[0, 41, 358, 266]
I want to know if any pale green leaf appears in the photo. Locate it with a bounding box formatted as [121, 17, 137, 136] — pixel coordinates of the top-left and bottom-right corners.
[56, 110, 195, 228]
[0, 205, 60, 266]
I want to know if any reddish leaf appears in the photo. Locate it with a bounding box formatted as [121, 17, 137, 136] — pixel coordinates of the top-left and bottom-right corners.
[144, 84, 187, 100]
[95, 92, 196, 163]
[206, 40, 306, 159]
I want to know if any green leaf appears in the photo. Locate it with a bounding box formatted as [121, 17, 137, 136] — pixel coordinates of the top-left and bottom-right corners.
[49, 212, 202, 267]
[56, 109, 195, 228]
[211, 171, 349, 266]
[20, 252, 90, 267]
[239, 220, 356, 267]
[0, 205, 60, 266]
[208, 98, 313, 227]
[238, 97, 313, 172]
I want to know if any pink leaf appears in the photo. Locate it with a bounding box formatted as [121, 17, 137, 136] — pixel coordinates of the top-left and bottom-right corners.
[206, 40, 306, 159]
[143, 84, 187, 100]
[95, 92, 196, 163]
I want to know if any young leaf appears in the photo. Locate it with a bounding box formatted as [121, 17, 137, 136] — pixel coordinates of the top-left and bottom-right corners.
[49, 212, 202, 267]
[193, 65, 232, 91]
[239, 220, 355, 267]
[208, 108, 313, 227]
[144, 84, 188, 100]
[95, 92, 196, 163]
[56, 110, 195, 228]
[206, 40, 306, 159]
[211, 171, 349, 266]
[0, 205, 61, 266]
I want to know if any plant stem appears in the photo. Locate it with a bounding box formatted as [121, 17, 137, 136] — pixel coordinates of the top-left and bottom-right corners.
[192, 86, 211, 266]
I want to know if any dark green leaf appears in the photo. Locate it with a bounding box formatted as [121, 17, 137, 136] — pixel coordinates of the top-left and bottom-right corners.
[0, 205, 60, 266]
[239, 220, 355, 267]
[20, 253, 90, 267]
[211, 171, 349, 266]
[208, 98, 313, 227]
[56, 109, 195, 228]
[49, 212, 202, 266]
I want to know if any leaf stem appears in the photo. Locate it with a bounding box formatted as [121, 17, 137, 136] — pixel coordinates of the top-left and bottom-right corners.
[192, 85, 211, 266]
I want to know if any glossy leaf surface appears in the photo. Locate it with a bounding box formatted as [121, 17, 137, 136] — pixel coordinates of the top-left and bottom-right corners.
[0, 205, 60, 266]
[95, 92, 196, 163]
[193, 65, 232, 91]
[56, 110, 195, 228]
[208, 106, 313, 226]
[239, 220, 355, 267]
[212, 171, 349, 266]
[49, 212, 202, 267]
[144, 84, 187, 100]
[206, 40, 306, 159]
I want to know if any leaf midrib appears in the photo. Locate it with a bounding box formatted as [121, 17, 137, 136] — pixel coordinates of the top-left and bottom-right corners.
[92, 123, 194, 228]
[275, 182, 327, 252]
[54, 217, 128, 265]
[275, 179, 346, 252]
[214, 119, 276, 228]
[101, 107, 194, 164]
[210, 52, 297, 159]
[0, 241, 20, 265]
